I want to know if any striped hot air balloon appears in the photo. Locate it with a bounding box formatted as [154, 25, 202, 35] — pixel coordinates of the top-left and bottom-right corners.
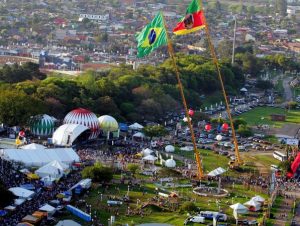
[30, 114, 55, 136]
[63, 108, 100, 139]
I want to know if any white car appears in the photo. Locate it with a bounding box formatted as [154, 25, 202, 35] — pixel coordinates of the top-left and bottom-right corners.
[184, 216, 205, 224]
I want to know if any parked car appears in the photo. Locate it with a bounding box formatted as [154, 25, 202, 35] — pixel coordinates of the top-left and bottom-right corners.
[184, 216, 205, 225]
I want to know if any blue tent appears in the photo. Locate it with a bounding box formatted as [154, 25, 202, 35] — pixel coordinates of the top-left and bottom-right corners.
[0, 210, 7, 217]
[119, 123, 128, 132]
[20, 184, 35, 190]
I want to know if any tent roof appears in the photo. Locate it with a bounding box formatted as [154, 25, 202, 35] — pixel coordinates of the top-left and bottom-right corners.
[244, 200, 261, 207]
[129, 122, 144, 130]
[52, 124, 89, 146]
[251, 195, 265, 202]
[240, 87, 248, 92]
[35, 164, 62, 177]
[56, 220, 81, 226]
[230, 203, 248, 213]
[207, 167, 226, 177]
[133, 132, 145, 138]
[165, 159, 176, 168]
[165, 145, 175, 152]
[142, 155, 158, 161]
[142, 148, 153, 156]
[180, 146, 193, 151]
[1, 148, 80, 167]
[49, 160, 69, 170]
[9, 187, 35, 198]
[39, 204, 56, 212]
[20, 143, 46, 150]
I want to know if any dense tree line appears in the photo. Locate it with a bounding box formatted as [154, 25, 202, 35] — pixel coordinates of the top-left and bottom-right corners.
[0, 52, 297, 127]
[0, 54, 246, 126]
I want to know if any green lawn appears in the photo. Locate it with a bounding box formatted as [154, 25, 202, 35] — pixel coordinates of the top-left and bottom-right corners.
[235, 107, 300, 127]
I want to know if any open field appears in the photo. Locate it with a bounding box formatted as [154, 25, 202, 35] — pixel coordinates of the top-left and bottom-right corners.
[235, 107, 300, 128]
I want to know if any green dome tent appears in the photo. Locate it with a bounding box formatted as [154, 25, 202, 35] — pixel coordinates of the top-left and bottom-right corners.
[30, 114, 55, 136]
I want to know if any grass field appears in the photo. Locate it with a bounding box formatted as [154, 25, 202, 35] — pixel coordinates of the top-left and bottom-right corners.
[235, 107, 300, 128]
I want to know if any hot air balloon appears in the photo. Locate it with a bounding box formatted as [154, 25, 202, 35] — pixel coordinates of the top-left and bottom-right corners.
[64, 108, 100, 139]
[188, 109, 194, 116]
[222, 123, 229, 131]
[205, 124, 211, 132]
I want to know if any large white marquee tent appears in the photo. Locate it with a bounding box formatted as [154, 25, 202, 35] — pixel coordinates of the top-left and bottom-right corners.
[52, 124, 90, 146]
[0, 148, 80, 167]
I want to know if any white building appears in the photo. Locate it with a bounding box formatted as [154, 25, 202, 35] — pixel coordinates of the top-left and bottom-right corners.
[79, 14, 109, 22]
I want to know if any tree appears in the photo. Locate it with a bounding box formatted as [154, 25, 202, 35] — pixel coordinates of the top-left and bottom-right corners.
[217, 39, 232, 59]
[81, 162, 113, 183]
[180, 201, 198, 212]
[256, 80, 274, 90]
[143, 125, 167, 140]
[237, 124, 253, 137]
[233, 119, 247, 129]
[0, 90, 46, 126]
[127, 163, 140, 176]
[275, 0, 287, 17]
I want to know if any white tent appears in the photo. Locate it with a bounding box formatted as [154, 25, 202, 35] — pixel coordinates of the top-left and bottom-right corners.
[20, 143, 46, 149]
[9, 187, 35, 199]
[207, 167, 227, 177]
[56, 220, 82, 226]
[165, 145, 175, 152]
[133, 132, 145, 138]
[165, 159, 176, 168]
[240, 87, 248, 92]
[39, 204, 56, 215]
[142, 155, 158, 161]
[251, 195, 265, 203]
[142, 148, 154, 156]
[244, 200, 261, 211]
[0, 148, 80, 167]
[35, 161, 66, 179]
[129, 123, 144, 130]
[230, 203, 248, 214]
[52, 124, 89, 146]
[180, 146, 193, 151]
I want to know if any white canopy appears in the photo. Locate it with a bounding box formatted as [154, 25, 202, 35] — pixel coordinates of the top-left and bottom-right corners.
[244, 200, 261, 211]
[133, 132, 145, 138]
[20, 143, 46, 149]
[56, 220, 82, 226]
[39, 204, 56, 213]
[142, 148, 154, 156]
[9, 187, 35, 199]
[165, 159, 176, 168]
[240, 87, 248, 92]
[0, 148, 80, 167]
[230, 203, 248, 214]
[142, 155, 158, 161]
[52, 124, 89, 146]
[165, 145, 175, 152]
[208, 167, 227, 177]
[129, 123, 144, 130]
[180, 146, 193, 151]
[251, 195, 265, 203]
[35, 160, 68, 179]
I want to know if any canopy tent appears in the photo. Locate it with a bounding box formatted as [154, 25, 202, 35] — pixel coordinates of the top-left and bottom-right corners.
[14, 199, 26, 206]
[20, 143, 46, 150]
[35, 162, 66, 179]
[230, 203, 248, 214]
[142, 148, 154, 156]
[165, 145, 175, 152]
[17, 222, 34, 226]
[207, 167, 227, 177]
[129, 123, 144, 130]
[251, 195, 265, 203]
[52, 124, 90, 146]
[5, 205, 16, 211]
[165, 159, 176, 168]
[244, 200, 261, 211]
[56, 220, 82, 226]
[133, 132, 145, 138]
[142, 155, 158, 161]
[9, 187, 35, 199]
[0, 148, 80, 167]
[39, 204, 56, 215]
[21, 215, 40, 224]
[240, 87, 248, 92]
[180, 146, 193, 151]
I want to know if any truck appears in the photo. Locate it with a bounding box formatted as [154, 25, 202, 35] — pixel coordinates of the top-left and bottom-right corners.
[184, 216, 205, 225]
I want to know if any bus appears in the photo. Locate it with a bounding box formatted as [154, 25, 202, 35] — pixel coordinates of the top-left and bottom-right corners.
[273, 151, 287, 162]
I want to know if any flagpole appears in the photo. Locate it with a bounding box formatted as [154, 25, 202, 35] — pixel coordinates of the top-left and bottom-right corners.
[161, 12, 204, 180]
[198, 1, 242, 165]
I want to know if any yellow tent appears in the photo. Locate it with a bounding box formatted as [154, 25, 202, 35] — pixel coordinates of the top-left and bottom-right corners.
[27, 173, 39, 180]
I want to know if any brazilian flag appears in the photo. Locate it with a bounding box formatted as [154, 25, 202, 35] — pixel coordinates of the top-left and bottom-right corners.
[136, 13, 167, 58]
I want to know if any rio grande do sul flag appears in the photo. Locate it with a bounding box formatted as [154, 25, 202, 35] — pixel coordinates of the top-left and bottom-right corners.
[173, 0, 205, 35]
[136, 13, 167, 58]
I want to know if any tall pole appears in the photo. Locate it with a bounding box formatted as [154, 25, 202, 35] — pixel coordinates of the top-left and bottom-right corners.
[199, 1, 242, 165]
[231, 16, 237, 66]
[161, 13, 204, 179]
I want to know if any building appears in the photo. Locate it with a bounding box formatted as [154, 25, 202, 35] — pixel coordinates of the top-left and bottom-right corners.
[78, 14, 109, 22]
